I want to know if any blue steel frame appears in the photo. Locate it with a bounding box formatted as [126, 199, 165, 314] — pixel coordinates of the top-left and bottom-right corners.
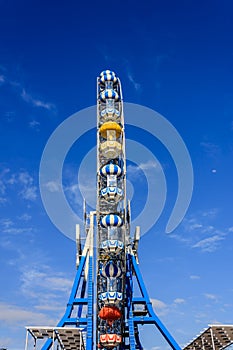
[125, 252, 182, 350]
[40, 236, 181, 350]
[36, 71, 182, 350]
[41, 240, 94, 350]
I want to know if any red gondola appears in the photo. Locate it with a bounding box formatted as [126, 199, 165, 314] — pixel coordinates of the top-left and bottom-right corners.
[99, 334, 122, 348]
[99, 306, 121, 320]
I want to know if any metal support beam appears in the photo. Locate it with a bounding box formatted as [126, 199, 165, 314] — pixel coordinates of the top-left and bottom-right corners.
[40, 227, 94, 350]
[86, 212, 94, 350]
[125, 252, 182, 350]
[27, 70, 182, 350]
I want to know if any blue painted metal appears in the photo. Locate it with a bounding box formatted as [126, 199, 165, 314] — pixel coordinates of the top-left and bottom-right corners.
[125, 252, 182, 350]
[125, 252, 136, 350]
[37, 70, 182, 350]
[86, 255, 93, 350]
[77, 280, 87, 318]
[128, 308, 136, 350]
[41, 249, 92, 350]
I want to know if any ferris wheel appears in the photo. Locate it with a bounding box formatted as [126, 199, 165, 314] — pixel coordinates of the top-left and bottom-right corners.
[25, 70, 181, 350]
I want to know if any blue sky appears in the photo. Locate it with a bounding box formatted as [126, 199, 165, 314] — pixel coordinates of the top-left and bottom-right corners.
[0, 0, 233, 349]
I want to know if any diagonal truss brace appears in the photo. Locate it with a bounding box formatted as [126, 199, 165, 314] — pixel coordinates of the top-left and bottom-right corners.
[126, 252, 182, 350]
[41, 216, 94, 350]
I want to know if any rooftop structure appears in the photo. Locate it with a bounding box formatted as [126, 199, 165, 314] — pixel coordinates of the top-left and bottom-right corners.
[183, 325, 233, 350]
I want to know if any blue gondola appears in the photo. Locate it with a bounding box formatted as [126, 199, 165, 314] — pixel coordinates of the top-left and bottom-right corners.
[100, 89, 119, 102]
[100, 214, 123, 228]
[100, 70, 117, 84]
[100, 164, 122, 177]
[101, 260, 122, 278]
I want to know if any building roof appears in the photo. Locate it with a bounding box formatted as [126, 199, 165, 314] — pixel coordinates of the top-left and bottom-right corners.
[183, 325, 233, 350]
[26, 326, 85, 350]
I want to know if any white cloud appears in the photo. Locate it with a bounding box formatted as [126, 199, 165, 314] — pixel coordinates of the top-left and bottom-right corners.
[125, 164, 139, 180]
[65, 179, 95, 210]
[200, 141, 221, 159]
[15, 171, 38, 201]
[204, 293, 218, 302]
[1, 170, 38, 202]
[0, 336, 12, 347]
[7, 173, 17, 185]
[18, 213, 32, 221]
[0, 168, 10, 194]
[20, 185, 37, 201]
[44, 180, 61, 192]
[151, 298, 167, 309]
[0, 302, 55, 326]
[0, 218, 13, 229]
[79, 182, 96, 206]
[127, 160, 160, 184]
[192, 234, 225, 252]
[0, 196, 7, 204]
[151, 298, 168, 316]
[182, 216, 208, 232]
[97, 53, 141, 92]
[174, 298, 185, 304]
[190, 275, 200, 280]
[45, 276, 73, 291]
[34, 303, 65, 312]
[127, 72, 141, 91]
[173, 213, 232, 253]
[29, 120, 40, 130]
[139, 160, 159, 171]
[189, 223, 203, 231]
[4, 111, 15, 122]
[201, 209, 218, 218]
[127, 160, 158, 174]
[3, 226, 33, 235]
[18, 171, 33, 185]
[20, 265, 73, 302]
[65, 183, 79, 194]
[0, 217, 34, 236]
[21, 88, 54, 110]
[0, 71, 55, 111]
[0, 180, 6, 194]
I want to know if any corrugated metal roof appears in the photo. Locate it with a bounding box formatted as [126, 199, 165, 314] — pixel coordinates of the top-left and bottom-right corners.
[26, 326, 85, 350]
[183, 325, 233, 350]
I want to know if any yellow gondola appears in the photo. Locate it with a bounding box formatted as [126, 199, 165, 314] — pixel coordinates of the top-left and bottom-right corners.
[99, 122, 122, 139]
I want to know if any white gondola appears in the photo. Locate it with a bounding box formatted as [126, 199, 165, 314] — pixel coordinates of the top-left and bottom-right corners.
[100, 141, 121, 159]
[100, 240, 124, 254]
[100, 187, 123, 202]
[100, 108, 121, 122]
[99, 291, 123, 305]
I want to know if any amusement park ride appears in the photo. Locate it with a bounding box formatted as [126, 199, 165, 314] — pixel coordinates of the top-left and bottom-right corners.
[25, 71, 233, 350]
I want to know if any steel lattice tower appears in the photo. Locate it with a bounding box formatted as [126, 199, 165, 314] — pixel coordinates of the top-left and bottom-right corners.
[25, 70, 182, 350]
